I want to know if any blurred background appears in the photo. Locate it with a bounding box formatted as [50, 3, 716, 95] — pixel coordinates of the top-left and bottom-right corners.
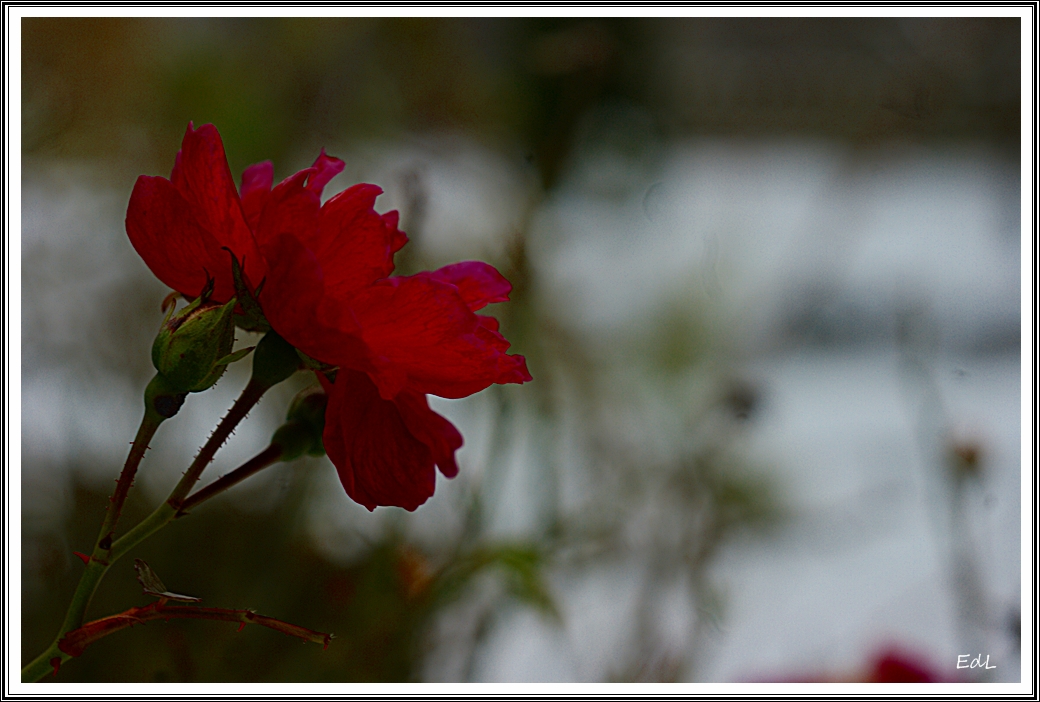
[21, 17, 1022, 683]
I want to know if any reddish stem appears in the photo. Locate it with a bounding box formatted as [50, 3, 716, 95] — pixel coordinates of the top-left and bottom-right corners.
[57, 600, 332, 659]
[179, 443, 283, 515]
[92, 413, 162, 559]
[166, 379, 267, 512]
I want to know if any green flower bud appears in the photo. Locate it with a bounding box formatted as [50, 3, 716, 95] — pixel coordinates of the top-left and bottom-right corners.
[271, 385, 328, 461]
[287, 384, 328, 432]
[151, 296, 253, 393]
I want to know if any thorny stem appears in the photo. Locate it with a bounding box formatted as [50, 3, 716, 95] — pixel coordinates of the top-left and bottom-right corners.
[93, 413, 163, 557]
[179, 443, 284, 514]
[22, 378, 274, 683]
[167, 378, 268, 511]
[40, 413, 167, 661]
[22, 385, 172, 683]
[108, 377, 273, 562]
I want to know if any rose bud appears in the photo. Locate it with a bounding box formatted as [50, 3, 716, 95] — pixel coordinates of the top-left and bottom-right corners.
[151, 296, 253, 393]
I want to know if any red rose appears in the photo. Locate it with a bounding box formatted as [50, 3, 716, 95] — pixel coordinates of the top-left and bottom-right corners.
[127, 123, 530, 510]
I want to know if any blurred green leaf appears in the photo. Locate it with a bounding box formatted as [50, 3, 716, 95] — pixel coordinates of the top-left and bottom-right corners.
[431, 545, 559, 623]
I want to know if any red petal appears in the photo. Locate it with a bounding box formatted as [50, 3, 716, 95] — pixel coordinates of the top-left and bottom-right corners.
[316, 372, 351, 494]
[304, 184, 407, 300]
[352, 274, 530, 399]
[428, 261, 512, 310]
[240, 161, 273, 231]
[258, 233, 370, 372]
[395, 392, 463, 478]
[382, 210, 408, 254]
[323, 370, 441, 511]
[477, 314, 500, 332]
[476, 322, 532, 384]
[126, 175, 235, 300]
[259, 178, 405, 303]
[306, 149, 345, 197]
[168, 124, 260, 281]
[254, 171, 320, 251]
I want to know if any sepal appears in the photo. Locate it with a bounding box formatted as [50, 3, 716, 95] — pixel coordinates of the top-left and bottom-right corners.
[227, 248, 271, 333]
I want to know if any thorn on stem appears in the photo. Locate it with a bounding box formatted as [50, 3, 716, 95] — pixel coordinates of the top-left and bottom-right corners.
[73, 551, 90, 565]
[50, 657, 61, 677]
[237, 622, 246, 632]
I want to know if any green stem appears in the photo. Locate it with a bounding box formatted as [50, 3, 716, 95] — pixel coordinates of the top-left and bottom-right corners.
[108, 377, 270, 565]
[27, 503, 179, 679]
[22, 378, 269, 683]
[22, 374, 182, 683]
[21, 558, 109, 682]
[21, 643, 64, 682]
[110, 502, 178, 562]
[24, 332, 300, 682]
